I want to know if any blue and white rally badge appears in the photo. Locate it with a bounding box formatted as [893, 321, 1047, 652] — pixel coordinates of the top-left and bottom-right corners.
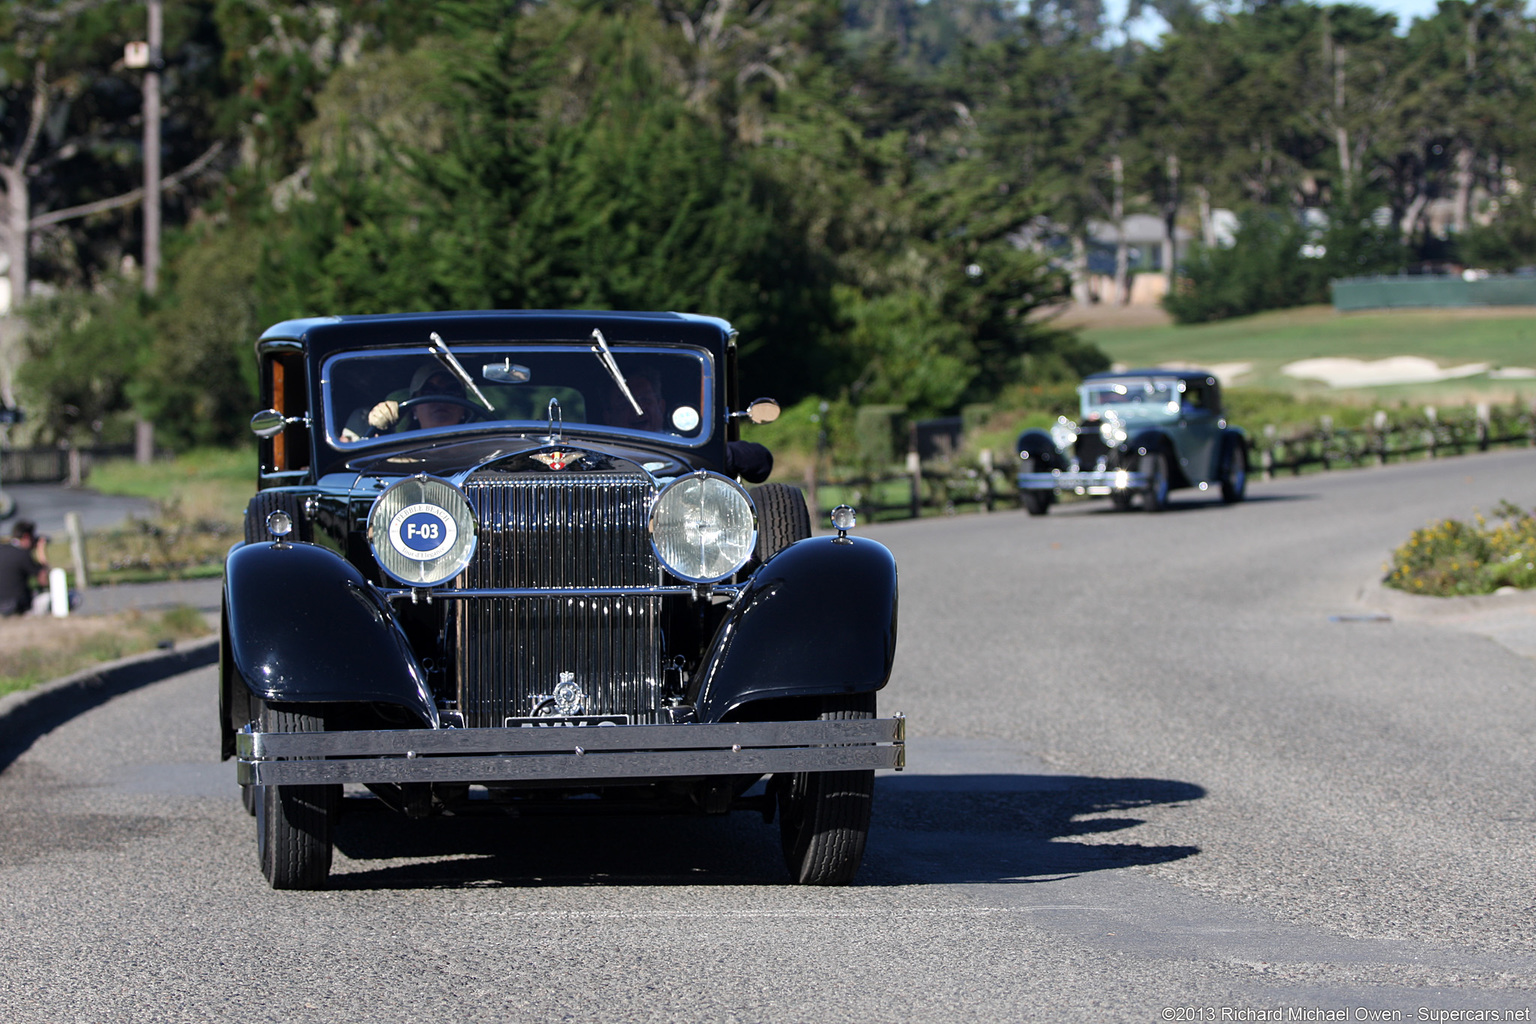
[388, 503, 458, 561]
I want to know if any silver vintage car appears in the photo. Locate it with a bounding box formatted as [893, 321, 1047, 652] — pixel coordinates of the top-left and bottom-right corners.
[1015, 369, 1249, 514]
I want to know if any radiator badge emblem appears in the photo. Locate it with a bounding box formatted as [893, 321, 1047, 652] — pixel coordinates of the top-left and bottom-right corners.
[532, 450, 579, 471]
[553, 673, 587, 716]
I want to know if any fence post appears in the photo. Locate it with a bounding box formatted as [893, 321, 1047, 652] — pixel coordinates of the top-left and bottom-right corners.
[135, 419, 155, 465]
[1262, 424, 1276, 480]
[979, 449, 994, 513]
[803, 462, 820, 531]
[1319, 415, 1333, 471]
[1425, 405, 1438, 458]
[1476, 402, 1490, 452]
[66, 446, 82, 487]
[1374, 411, 1388, 464]
[906, 450, 922, 519]
[65, 511, 89, 591]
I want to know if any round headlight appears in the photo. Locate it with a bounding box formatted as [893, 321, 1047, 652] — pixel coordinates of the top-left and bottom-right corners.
[649, 472, 756, 583]
[1049, 416, 1079, 450]
[367, 475, 477, 587]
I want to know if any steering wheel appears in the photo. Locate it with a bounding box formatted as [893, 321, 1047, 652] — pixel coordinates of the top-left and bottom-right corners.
[398, 394, 487, 417]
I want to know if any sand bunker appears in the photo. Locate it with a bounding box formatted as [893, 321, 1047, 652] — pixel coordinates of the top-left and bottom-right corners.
[1282, 356, 1499, 388]
[1155, 361, 1253, 386]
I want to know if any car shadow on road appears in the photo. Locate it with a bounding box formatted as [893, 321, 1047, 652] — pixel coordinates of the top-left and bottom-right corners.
[326, 772, 1203, 890]
[1073, 492, 1316, 515]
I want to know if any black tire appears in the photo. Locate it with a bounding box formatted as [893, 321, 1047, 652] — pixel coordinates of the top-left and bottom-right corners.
[1018, 458, 1053, 517]
[244, 491, 311, 545]
[752, 483, 812, 562]
[1220, 438, 1248, 504]
[1140, 449, 1170, 513]
[255, 702, 338, 890]
[778, 692, 876, 886]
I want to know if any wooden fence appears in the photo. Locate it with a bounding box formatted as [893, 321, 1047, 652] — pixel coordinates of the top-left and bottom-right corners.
[802, 400, 1536, 523]
[0, 445, 139, 486]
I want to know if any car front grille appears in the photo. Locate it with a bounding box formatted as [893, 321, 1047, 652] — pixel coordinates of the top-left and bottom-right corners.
[452, 471, 663, 726]
[1074, 431, 1107, 467]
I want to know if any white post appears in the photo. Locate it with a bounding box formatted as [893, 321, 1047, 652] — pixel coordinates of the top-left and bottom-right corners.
[49, 567, 68, 618]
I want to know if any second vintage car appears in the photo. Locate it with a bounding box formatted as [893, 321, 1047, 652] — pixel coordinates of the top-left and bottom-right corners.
[221, 310, 902, 890]
[1016, 368, 1249, 514]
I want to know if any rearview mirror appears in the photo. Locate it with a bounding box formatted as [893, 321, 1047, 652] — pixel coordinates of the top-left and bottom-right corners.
[250, 409, 287, 438]
[744, 398, 780, 425]
[483, 361, 531, 384]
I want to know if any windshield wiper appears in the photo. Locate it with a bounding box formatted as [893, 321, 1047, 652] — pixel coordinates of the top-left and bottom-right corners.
[429, 332, 494, 411]
[590, 328, 643, 416]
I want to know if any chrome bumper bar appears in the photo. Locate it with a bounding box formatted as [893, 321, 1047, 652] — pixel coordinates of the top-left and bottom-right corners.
[237, 716, 906, 785]
[1018, 469, 1146, 494]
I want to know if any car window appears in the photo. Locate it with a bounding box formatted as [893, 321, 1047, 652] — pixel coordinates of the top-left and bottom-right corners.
[323, 344, 712, 447]
[1079, 379, 1180, 421]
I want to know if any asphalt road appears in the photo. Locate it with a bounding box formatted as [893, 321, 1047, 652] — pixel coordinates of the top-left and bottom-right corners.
[2, 451, 1534, 1022]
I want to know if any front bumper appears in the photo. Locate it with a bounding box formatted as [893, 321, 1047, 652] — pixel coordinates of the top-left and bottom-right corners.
[1018, 469, 1146, 495]
[237, 717, 906, 786]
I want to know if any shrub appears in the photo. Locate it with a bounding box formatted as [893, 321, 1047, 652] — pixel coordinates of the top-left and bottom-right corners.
[1385, 501, 1536, 596]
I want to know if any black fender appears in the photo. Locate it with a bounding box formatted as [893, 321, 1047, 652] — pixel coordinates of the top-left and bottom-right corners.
[691, 535, 898, 722]
[220, 540, 435, 750]
[1015, 429, 1060, 469]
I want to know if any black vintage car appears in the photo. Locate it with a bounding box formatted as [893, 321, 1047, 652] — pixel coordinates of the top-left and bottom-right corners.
[221, 310, 902, 889]
[1015, 369, 1249, 514]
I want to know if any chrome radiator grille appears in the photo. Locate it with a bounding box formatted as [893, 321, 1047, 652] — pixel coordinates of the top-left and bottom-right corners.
[453, 472, 663, 727]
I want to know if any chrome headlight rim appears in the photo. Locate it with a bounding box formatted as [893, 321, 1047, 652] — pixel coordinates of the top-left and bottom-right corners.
[648, 471, 758, 585]
[366, 474, 478, 588]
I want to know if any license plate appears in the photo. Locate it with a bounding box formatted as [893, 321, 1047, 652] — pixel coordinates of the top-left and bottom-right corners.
[503, 715, 630, 728]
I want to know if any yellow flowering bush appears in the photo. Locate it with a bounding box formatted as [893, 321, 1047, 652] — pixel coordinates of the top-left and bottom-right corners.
[1386, 501, 1536, 596]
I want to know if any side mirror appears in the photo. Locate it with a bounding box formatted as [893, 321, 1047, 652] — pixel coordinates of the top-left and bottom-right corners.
[250, 409, 289, 439]
[743, 398, 780, 425]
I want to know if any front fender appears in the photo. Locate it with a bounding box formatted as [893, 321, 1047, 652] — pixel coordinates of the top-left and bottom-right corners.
[1015, 429, 1060, 469]
[221, 541, 436, 730]
[692, 535, 898, 722]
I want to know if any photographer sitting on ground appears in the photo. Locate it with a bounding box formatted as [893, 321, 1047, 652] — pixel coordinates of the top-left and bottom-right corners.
[0, 521, 50, 616]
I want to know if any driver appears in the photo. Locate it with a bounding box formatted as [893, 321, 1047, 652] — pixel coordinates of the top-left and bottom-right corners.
[363, 366, 470, 436]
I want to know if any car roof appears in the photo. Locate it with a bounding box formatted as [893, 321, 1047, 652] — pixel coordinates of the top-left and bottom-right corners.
[258, 310, 736, 360]
[1082, 368, 1217, 385]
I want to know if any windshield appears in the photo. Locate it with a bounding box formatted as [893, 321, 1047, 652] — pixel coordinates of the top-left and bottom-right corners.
[323, 344, 713, 447]
[1079, 378, 1181, 422]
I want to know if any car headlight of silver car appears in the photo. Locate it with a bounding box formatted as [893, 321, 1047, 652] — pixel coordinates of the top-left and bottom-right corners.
[649, 472, 757, 583]
[367, 475, 478, 587]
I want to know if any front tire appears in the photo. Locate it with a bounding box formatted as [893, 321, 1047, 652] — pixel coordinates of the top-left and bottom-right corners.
[1019, 458, 1053, 517]
[778, 692, 876, 885]
[1140, 449, 1170, 512]
[255, 702, 338, 890]
[1220, 438, 1248, 504]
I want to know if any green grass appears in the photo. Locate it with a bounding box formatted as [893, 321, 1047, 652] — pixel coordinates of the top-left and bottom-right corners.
[0, 605, 212, 697]
[1080, 305, 1536, 402]
[82, 446, 253, 584]
[87, 445, 255, 522]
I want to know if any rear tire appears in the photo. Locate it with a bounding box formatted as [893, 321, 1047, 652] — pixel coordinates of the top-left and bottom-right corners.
[1220, 438, 1248, 504]
[778, 692, 876, 886]
[1140, 450, 1170, 512]
[1019, 458, 1053, 516]
[751, 483, 812, 561]
[255, 702, 338, 890]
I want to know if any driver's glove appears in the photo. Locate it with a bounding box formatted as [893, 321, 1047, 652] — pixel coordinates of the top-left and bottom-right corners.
[367, 400, 400, 432]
